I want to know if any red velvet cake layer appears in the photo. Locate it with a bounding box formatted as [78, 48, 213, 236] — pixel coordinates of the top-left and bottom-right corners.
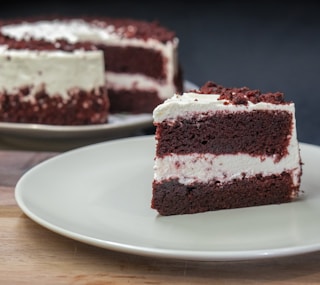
[0, 87, 109, 125]
[98, 45, 166, 79]
[152, 172, 298, 216]
[155, 110, 293, 159]
[108, 88, 162, 114]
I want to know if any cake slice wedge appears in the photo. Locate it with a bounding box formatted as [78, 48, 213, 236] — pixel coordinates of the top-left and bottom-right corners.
[151, 81, 303, 216]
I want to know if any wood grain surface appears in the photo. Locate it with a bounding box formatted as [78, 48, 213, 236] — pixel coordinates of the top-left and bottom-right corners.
[1, 150, 320, 284]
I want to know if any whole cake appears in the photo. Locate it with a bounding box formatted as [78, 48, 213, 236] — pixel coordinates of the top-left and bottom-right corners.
[0, 17, 183, 125]
[152, 81, 302, 216]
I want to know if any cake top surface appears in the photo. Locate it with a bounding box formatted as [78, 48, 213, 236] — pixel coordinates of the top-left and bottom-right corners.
[190, 81, 288, 105]
[0, 17, 177, 51]
[153, 81, 294, 123]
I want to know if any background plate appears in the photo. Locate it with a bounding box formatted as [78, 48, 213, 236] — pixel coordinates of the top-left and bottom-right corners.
[15, 136, 320, 261]
[0, 80, 197, 151]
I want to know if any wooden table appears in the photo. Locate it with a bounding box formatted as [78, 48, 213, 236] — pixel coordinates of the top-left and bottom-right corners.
[1, 150, 320, 284]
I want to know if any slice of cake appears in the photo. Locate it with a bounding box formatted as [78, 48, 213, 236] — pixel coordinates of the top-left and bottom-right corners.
[152, 81, 303, 216]
[0, 17, 183, 125]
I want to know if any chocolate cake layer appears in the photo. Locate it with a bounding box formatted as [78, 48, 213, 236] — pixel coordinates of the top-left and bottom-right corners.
[155, 110, 292, 159]
[0, 87, 109, 125]
[152, 172, 298, 216]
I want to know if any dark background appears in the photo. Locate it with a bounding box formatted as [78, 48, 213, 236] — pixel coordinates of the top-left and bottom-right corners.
[1, 0, 319, 145]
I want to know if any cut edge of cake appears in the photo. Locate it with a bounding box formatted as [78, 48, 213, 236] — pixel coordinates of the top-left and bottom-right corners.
[151, 81, 303, 216]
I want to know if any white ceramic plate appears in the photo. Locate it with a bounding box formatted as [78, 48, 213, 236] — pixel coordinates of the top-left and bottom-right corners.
[0, 80, 198, 151]
[15, 136, 320, 261]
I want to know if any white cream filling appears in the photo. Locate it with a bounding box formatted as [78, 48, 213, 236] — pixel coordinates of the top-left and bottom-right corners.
[0, 48, 105, 98]
[154, 151, 301, 187]
[106, 72, 176, 100]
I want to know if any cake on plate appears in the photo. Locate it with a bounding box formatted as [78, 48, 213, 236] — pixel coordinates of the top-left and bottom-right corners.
[151, 81, 303, 216]
[0, 17, 183, 125]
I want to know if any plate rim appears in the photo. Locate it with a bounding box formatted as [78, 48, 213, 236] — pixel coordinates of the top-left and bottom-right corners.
[14, 136, 320, 261]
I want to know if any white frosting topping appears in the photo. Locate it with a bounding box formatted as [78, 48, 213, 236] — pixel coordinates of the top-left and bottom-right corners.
[0, 19, 177, 47]
[1, 20, 107, 43]
[153, 91, 302, 189]
[153, 92, 296, 122]
[0, 48, 105, 98]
